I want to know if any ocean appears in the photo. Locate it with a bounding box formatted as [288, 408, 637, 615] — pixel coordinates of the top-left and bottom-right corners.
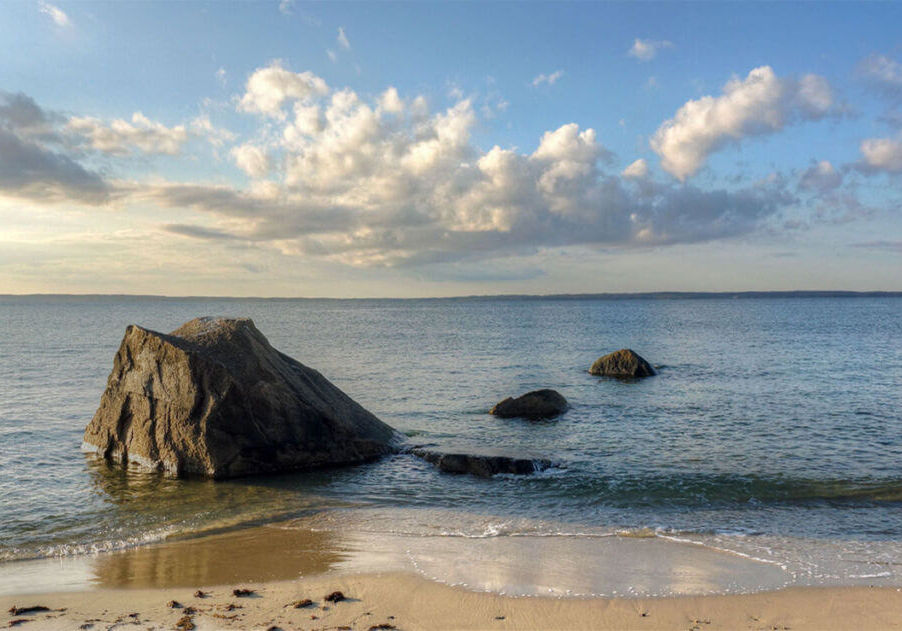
[1, 295, 901, 593]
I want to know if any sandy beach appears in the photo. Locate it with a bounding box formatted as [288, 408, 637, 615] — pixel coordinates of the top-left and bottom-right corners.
[4, 572, 902, 631]
[3, 519, 902, 630]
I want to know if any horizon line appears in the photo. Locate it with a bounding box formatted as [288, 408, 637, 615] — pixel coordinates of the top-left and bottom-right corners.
[2, 290, 902, 301]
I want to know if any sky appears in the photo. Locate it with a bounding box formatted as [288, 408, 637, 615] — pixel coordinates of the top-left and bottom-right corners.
[0, 1, 900, 297]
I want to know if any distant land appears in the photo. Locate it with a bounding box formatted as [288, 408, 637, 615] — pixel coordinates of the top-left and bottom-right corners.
[1, 291, 901, 302]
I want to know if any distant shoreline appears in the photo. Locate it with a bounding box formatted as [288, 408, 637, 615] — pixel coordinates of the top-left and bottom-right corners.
[2, 290, 901, 302]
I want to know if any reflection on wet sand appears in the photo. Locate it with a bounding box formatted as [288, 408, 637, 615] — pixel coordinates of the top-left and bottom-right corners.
[91, 525, 346, 589]
[0, 512, 792, 598]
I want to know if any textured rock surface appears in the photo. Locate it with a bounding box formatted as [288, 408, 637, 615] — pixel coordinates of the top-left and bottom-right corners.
[489, 389, 568, 420]
[589, 348, 656, 378]
[410, 448, 553, 477]
[83, 317, 399, 478]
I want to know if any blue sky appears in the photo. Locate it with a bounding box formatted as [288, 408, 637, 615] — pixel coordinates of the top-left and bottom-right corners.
[0, 1, 900, 296]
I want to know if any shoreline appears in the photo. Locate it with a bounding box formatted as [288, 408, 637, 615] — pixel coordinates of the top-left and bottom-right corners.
[3, 573, 902, 631]
[3, 517, 902, 630]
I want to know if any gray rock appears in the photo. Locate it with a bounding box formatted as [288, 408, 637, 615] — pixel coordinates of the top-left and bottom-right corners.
[83, 317, 399, 478]
[489, 389, 568, 420]
[410, 448, 554, 477]
[589, 348, 656, 378]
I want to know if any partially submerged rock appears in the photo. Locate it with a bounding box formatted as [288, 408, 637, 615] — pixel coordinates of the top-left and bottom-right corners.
[589, 349, 656, 379]
[489, 389, 568, 420]
[410, 448, 553, 477]
[83, 317, 400, 478]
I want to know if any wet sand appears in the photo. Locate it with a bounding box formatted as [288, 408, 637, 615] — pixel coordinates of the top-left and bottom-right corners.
[3, 521, 902, 629]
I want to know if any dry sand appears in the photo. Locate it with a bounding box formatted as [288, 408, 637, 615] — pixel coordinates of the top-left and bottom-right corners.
[4, 572, 902, 631]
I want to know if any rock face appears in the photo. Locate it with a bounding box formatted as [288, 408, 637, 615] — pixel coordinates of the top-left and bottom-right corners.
[589, 348, 656, 378]
[83, 317, 399, 478]
[410, 448, 553, 477]
[489, 389, 568, 420]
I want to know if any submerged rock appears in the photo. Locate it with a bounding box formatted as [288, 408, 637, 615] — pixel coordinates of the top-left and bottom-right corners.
[410, 448, 553, 477]
[83, 317, 400, 478]
[489, 389, 568, 420]
[589, 348, 656, 378]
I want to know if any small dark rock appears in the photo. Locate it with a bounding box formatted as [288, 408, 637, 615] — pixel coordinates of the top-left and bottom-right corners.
[495, 616, 506, 620]
[589, 349, 655, 379]
[490, 389, 568, 420]
[182, 607, 196, 615]
[174, 615, 195, 631]
[7, 607, 49, 616]
[369, 625, 397, 630]
[411, 449, 553, 477]
[291, 599, 313, 608]
[223, 604, 241, 611]
[193, 590, 207, 598]
[127, 613, 139, 619]
[324, 591, 345, 603]
[232, 588, 254, 597]
[167, 601, 182, 609]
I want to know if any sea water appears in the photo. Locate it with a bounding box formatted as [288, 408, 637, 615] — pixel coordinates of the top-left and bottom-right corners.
[1, 295, 900, 592]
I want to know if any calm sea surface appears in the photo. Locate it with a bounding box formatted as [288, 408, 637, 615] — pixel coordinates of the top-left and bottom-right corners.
[1, 296, 901, 585]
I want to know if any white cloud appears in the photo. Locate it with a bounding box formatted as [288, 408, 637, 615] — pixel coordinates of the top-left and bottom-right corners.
[628, 38, 672, 62]
[39, 2, 70, 27]
[231, 144, 272, 178]
[859, 135, 902, 173]
[326, 49, 337, 63]
[215, 67, 227, 86]
[130, 70, 792, 267]
[859, 53, 902, 97]
[531, 70, 564, 87]
[190, 115, 235, 147]
[799, 160, 842, 192]
[621, 158, 649, 179]
[651, 66, 834, 180]
[337, 27, 351, 50]
[238, 61, 329, 117]
[377, 87, 404, 113]
[66, 112, 188, 155]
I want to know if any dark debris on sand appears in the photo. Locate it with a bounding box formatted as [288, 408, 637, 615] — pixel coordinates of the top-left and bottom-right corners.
[232, 588, 255, 597]
[193, 590, 208, 598]
[174, 614, 195, 630]
[290, 599, 314, 608]
[324, 591, 345, 602]
[7, 607, 49, 617]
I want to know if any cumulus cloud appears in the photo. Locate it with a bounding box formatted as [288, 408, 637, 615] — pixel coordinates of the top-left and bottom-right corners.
[66, 112, 188, 155]
[231, 143, 272, 178]
[628, 38, 672, 62]
[337, 27, 351, 50]
[39, 2, 70, 27]
[651, 66, 834, 180]
[858, 134, 902, 173]
[131, 71, 793, 267]
[859, 53, 902, 98]
[531, 70, 564, 87]
[238, 61, 329, 117]
[799, 160, 842, 192]
[621, 158, 649, 179]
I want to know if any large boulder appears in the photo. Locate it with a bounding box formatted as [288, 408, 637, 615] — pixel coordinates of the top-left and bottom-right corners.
[489, 389, 568, 420]
[83, 317, 400, 478]
[410, 448, 554, 478]
[589, 349, 656, 378]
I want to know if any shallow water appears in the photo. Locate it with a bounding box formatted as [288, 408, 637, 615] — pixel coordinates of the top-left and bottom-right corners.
[1, 295, 901, 589]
